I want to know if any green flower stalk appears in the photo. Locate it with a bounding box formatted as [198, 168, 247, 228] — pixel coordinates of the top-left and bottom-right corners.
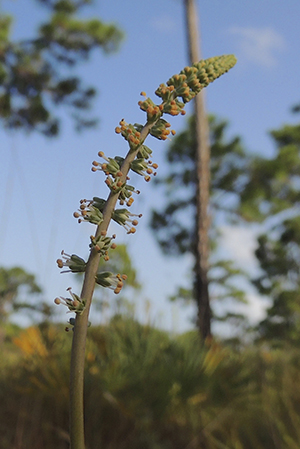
[54, 54, 236, 449]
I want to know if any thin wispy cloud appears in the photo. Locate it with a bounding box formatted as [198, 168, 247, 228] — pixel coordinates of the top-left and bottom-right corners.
[229, 26, 286, 67]
[151, 15, 177, 34]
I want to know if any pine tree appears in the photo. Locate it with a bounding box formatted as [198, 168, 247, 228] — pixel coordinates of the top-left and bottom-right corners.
[150, 115, 251, 334]
[0, 0, 123, 136]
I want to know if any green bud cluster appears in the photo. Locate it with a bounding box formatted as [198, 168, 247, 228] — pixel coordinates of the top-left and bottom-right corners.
[54, 288, 86, 315]
[57, 251, 87, 273]
[89, 232, 117, 260]
[149, 118, 173, 140]
[95, 272, 127, 294]
[118, 183, 140, 206]
[115, 119, 142, 151]
[148, 54, 237, 117]
[92, 150, 140, 205]
[65, 318, 91, 332]
[112, 208, 142, 234]
[105, 174, 126, 193]
[91, 197, 106, 211]
[74, 198, 104, 225]
[193, 54, 237, 84]
[92, 150, 141, 206]
[137, 144, 153, 160]
[105, 176, 140, 207]
[164, 54, 237, 104]
[92, 151, 124, 177]
[130, 158, 158, 181]
[138, 95, 163, 122]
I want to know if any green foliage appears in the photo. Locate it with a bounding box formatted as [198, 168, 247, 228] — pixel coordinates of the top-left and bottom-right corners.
[0, 0, 123, 135]
[0, 323, 71, 448]
[240, 120, 300, 221]
[0, 266, 42, 322]
[239, 112, 300, 344]
[255, 216, 300, 344]
[2, 319, 300, 448]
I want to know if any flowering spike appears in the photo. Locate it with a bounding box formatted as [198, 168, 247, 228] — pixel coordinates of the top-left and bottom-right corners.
[57, 55, 236, 339]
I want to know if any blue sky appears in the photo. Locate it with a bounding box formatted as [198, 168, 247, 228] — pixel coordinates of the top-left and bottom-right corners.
[1, 0, 300, 333]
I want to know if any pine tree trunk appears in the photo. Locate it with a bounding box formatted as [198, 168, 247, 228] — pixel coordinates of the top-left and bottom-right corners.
[184, 0, 212, 340]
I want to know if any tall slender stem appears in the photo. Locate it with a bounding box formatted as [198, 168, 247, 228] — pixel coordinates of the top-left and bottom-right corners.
[68, 121, 156, 449]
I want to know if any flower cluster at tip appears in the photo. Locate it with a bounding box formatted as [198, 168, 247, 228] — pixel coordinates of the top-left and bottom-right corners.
[156, 54, 237, 106]
[138, 54, 237, 121]
[110, 55, 237, 193]
[55, 54, 237, 320]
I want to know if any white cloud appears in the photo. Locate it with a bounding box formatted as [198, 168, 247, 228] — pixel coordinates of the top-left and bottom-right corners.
[219, 225, 259, 274]
[246, 293, 269, 323]
[218, 226, 270, 323]
[229, 26, 286, 67]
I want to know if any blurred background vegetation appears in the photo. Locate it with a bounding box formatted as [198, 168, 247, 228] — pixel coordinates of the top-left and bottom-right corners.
[2, 313, 300, 448]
